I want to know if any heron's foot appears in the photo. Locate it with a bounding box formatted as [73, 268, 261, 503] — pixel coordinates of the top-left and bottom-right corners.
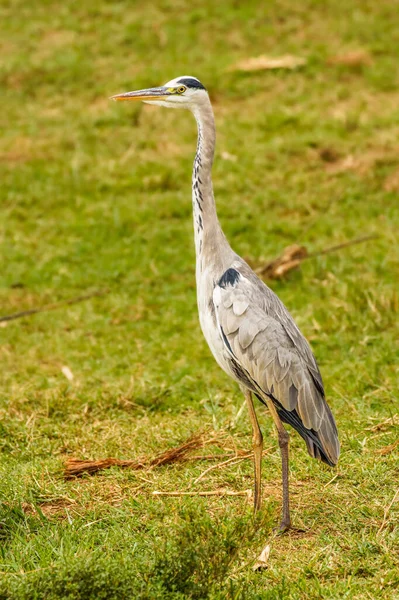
[273, 518, 291, 535]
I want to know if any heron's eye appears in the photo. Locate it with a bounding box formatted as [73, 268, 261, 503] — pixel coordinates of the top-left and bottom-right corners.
[177, 86, 186, 94]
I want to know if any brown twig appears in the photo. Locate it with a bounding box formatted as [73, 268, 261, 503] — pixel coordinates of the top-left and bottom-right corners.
[0, 289, 108, 323]
[149, 434, 212, 469]
[64, 432, 211, 479]
[255, 244, 308, 278]
[64, 457, 144, 479]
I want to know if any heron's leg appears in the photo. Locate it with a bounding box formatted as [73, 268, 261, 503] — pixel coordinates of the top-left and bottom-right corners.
[264, 397, 291, 532]
[243, 388, 263, 512]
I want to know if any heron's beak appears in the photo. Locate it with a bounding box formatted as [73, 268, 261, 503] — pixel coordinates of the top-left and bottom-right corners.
[110, 86, 170, 102]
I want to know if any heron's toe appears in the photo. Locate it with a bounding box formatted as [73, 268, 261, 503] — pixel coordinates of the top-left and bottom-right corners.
[273, 519, 291, 535]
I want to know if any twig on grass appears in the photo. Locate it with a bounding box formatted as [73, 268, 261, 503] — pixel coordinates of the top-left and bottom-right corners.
[306, 233, 379, 258]
[149, 433, 215, 469]
[64, 432, 218, 479]
[64, 431, 258, 482]
[0, 289, 108, 323]
[254, 244, 308, 279]
[65, 457, 143, 479]
[254, 234, 378, 279]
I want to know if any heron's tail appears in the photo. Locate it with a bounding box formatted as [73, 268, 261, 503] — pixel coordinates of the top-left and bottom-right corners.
[255, 393, 340, 467]
[304, 401, 340, 466]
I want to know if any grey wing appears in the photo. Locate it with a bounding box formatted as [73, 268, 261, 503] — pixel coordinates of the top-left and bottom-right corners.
[213, 266, 340, 466]
[235, 260, 325, 395]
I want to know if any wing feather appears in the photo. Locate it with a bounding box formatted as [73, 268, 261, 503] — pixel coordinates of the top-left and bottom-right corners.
[233, 298, 249, 316]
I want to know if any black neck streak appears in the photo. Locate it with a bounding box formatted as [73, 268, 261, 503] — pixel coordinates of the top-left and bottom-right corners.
[192, 124, 205, 246]
[191, 101, 224, 267]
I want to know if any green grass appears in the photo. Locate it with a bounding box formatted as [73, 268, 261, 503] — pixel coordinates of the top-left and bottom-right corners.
[1, 0, 398, 598]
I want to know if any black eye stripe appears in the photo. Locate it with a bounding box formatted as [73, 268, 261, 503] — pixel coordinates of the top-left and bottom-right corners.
[177, 77, 206, 90]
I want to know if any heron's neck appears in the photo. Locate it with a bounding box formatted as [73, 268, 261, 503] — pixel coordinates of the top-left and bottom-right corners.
[192, 101, 227, 269]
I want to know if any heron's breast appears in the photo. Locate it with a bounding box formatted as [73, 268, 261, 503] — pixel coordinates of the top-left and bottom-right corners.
[196, 276, 232, 378]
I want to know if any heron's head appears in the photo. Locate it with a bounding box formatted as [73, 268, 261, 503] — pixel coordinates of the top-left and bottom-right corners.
[111, 76, 208, 111]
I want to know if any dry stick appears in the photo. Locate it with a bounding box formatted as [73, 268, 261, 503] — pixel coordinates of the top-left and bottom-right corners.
[0, 290, 108, 323]
[65, 457, 143, 479]
[306, 233, 379, 258]
[64, 429, 241, 479]
[153, 489, 251, 498]
[256, 233, 378, 276]
[64, 432, 211, 479]
[377, 487, 399, 535]
[148, 434, 216, 469]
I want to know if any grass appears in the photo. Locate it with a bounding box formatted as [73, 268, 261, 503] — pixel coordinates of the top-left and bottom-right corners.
[1, 0, 398, 597]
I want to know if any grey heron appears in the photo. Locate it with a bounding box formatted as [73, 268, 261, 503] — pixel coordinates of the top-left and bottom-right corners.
[111, 76, 340, 532]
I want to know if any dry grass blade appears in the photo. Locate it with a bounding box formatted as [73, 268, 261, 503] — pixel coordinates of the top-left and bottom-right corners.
[324, 473, 340, 487]
[64, 432, 211, 479]
[193, 447, 272, 484]
[229, 54, 306, 72]
[194, 452, 252, 484]
[186, 453, 244, 461]
[61, 366, 74, 382]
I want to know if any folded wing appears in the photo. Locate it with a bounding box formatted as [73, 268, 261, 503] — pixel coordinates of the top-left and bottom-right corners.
[213, 266, 340, 466]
